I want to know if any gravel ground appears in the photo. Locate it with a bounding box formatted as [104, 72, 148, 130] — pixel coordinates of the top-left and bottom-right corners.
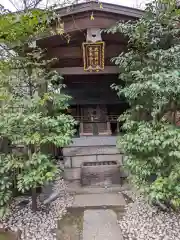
[119, 191, 180, 240]
[1, 177, 73, 240]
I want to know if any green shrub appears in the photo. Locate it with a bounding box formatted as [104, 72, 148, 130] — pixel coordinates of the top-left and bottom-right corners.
[107, 0, 180, 209]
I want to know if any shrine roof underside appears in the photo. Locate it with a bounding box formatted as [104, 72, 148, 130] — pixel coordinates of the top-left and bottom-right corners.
[36, 1, 144, 74]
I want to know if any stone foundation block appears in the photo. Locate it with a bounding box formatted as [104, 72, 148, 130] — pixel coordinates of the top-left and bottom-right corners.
[63, 168, 81, 181]
[97, 154, 123, 165]
[64, 156, 71, 168]
[72, 155, 96, 168]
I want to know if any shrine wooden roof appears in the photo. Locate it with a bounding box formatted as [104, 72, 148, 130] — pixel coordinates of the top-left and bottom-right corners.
[56, 1, 143, 19]
[37, 1, 144, 74]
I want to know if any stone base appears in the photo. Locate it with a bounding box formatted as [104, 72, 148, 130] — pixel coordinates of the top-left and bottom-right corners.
[63, 138, 127, 182]
[81, 161, 121, 186]
[65, 181, 130, 195]
[64, 154, 123, 168]
[63, 165, 127, 182]
[63, 168, 81, 181]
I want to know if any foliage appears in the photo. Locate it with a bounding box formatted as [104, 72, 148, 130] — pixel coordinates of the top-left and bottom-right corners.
[107, 0, 180, 209]
[0, 154, 13, 217]
[0, 3, 76, 216]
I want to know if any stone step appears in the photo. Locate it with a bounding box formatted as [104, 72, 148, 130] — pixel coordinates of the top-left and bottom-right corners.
[64, 154, 123, 168]
[72, 193, 126, 208]
[83, 209, 123, 240]
[63, 146, 121, 157]
[69, 136, 117, 147]
[63, 165, 127, 181]
[67, 184, 130, 195]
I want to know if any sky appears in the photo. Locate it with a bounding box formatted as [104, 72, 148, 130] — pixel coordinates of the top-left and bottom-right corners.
[1, 0, 151, 11]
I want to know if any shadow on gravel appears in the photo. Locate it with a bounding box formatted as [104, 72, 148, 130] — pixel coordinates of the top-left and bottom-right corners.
[121, 193, 134, 204]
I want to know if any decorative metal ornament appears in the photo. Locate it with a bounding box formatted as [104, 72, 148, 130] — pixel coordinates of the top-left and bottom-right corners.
[86, 28, 102, 43]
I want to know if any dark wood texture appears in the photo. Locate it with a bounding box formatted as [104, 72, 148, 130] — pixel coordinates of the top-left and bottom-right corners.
[63, 74, 124, 105]
[55, 66, 118, 74]
[47, 44, 126, 59]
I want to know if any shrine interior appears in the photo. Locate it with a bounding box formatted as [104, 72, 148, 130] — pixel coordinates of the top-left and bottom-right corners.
[63, 74, 128, 136]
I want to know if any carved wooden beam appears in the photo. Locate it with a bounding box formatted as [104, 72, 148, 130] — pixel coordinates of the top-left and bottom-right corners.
[47, 44, 125, 59]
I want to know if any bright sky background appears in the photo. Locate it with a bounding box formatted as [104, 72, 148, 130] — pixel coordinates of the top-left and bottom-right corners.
[1, 0, 151, 11]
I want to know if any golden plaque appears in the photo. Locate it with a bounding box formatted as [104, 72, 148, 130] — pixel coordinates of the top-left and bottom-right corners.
[82, 42, 105, 72]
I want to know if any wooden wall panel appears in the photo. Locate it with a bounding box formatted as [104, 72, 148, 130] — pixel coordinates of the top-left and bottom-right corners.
[62, 74, 122, 105]
[47, 44, 126, 60]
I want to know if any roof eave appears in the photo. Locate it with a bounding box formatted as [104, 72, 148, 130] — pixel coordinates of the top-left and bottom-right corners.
[56, 1, 144, 19]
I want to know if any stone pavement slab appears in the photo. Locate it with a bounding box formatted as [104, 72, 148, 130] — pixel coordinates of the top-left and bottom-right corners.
[72, 193, 126, 208]
[83, 209, 123, 240]
[69, 136, 117, 147]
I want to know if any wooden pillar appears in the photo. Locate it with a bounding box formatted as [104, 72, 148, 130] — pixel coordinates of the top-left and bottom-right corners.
[107, 121, 112, 135]
[117, 121, 120, 133]
[80, 122, 84, 136]
[80, 105, 83, 136]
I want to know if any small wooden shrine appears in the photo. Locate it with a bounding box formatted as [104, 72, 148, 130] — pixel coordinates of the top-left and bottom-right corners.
[37, 1, 143, 136]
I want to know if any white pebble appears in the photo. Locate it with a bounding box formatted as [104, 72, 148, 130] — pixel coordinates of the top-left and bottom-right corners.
[3, 176, 72, 240]
[119, 191, 180, 240]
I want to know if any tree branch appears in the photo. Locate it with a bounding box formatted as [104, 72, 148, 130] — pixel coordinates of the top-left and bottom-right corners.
[7, 0, 19, 11]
